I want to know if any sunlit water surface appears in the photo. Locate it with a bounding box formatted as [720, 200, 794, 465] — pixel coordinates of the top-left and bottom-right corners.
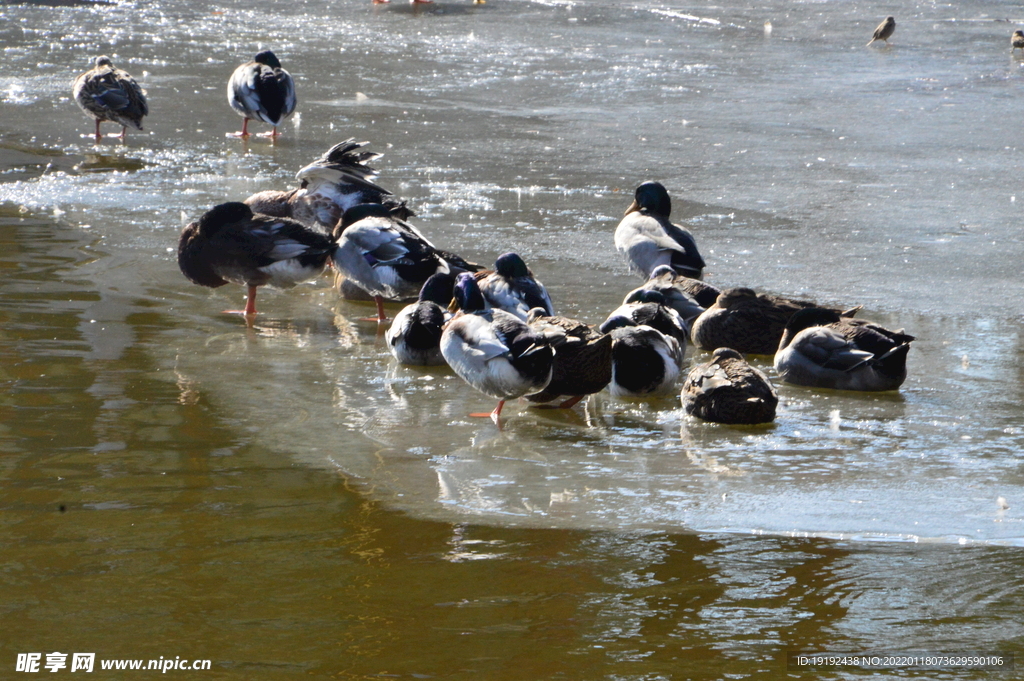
[3, 0, 1024, 677]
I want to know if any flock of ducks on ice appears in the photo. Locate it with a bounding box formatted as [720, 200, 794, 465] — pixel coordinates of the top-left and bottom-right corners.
[171, 146, 916, 428]
[71, 36, 933, 428]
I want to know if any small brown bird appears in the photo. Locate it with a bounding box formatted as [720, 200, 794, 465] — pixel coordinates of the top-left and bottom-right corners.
[72, 56, 148, 141]
[1012, 30, 1024, 54]
[867, 16, 896, 46]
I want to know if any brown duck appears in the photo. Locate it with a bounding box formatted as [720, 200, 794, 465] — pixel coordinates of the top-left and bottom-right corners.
[682, 348, 778, 425]
[525, 310, 613, 408]
[690, 287, 861, 356]
[774, 308, 914, 391]
[72, 56, 148, 141]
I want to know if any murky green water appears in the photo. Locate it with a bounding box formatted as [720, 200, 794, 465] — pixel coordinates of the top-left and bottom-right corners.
[4, 0, 1024, 677]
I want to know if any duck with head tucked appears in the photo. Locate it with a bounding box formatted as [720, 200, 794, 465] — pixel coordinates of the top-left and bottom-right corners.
[774, 307, 914, 391]
[690, 287, 861, 356]
[244, 140, 479, 301]
[227, 50, 297, 138]
[474, 252, 554, 320]
[385, 273, 456, 366]
[177, 202, 335, 317]
[625, 264, 721, 316]
[524, 309, 612, 409]
[615, 181, 705, 280]
[332, 204, 452, 323]
[600, 289, 687, 397]
[605, 325, 684, 398]
[600, 289, 690, 348]
[682, 348, 778, 425]
[72, 56, 148, 141]
[619, 280, 705, 331]
[441, 273, 554, 425]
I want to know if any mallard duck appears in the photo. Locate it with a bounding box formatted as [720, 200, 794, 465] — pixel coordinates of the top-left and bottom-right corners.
[385, 273, 456, 365]
[244, 141, 479, 302]
[599, 289, 690, 348]
[621, 276, 705, 328]
[72, 56, 148, 141]
[867, 16, 896, 46]
[244, 140, 396, 232]
[631, 264, 721, 310]
[614, 181, 705, 279]
[441, 274, 554, 424]
[774, 308, 914, 391]
[524, 309, 613, 408]
[690, 287, 862, 356]
[474, 253, 554, 320]
[682, 348, 778, 424]
[607, 325, 684, 397]
[227, 50, 297, 138]
[1012, 30, 1024, 54]
[177, 202, 334, 316]
[331, 203, 452, 322]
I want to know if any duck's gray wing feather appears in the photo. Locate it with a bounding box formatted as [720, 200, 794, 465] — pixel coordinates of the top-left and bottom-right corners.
[796, 328, 874, 371]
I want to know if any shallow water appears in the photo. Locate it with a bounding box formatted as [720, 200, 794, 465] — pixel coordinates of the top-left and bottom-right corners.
[3, 0, 1024, 676]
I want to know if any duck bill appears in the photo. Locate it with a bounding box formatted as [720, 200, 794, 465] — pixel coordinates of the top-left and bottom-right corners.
[624, 199, 640, 217]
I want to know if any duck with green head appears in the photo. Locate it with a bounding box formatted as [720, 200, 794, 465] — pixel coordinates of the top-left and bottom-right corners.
[475, 252, 554, 320]
[614, 181, 705, 280]
[441, 274, 554, 425]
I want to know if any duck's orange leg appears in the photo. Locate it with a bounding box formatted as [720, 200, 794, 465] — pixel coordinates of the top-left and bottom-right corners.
[228, 118, 251, 138]
[244, 285, 258, 316]
[470, 400, 506, 428]
[359, 296, 389, 324]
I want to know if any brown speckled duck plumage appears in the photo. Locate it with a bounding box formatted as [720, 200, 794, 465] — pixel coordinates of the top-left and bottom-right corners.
[690, 287, 861, 356]
[682, 347, 778, 424]
[72, 56, 148, 140]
